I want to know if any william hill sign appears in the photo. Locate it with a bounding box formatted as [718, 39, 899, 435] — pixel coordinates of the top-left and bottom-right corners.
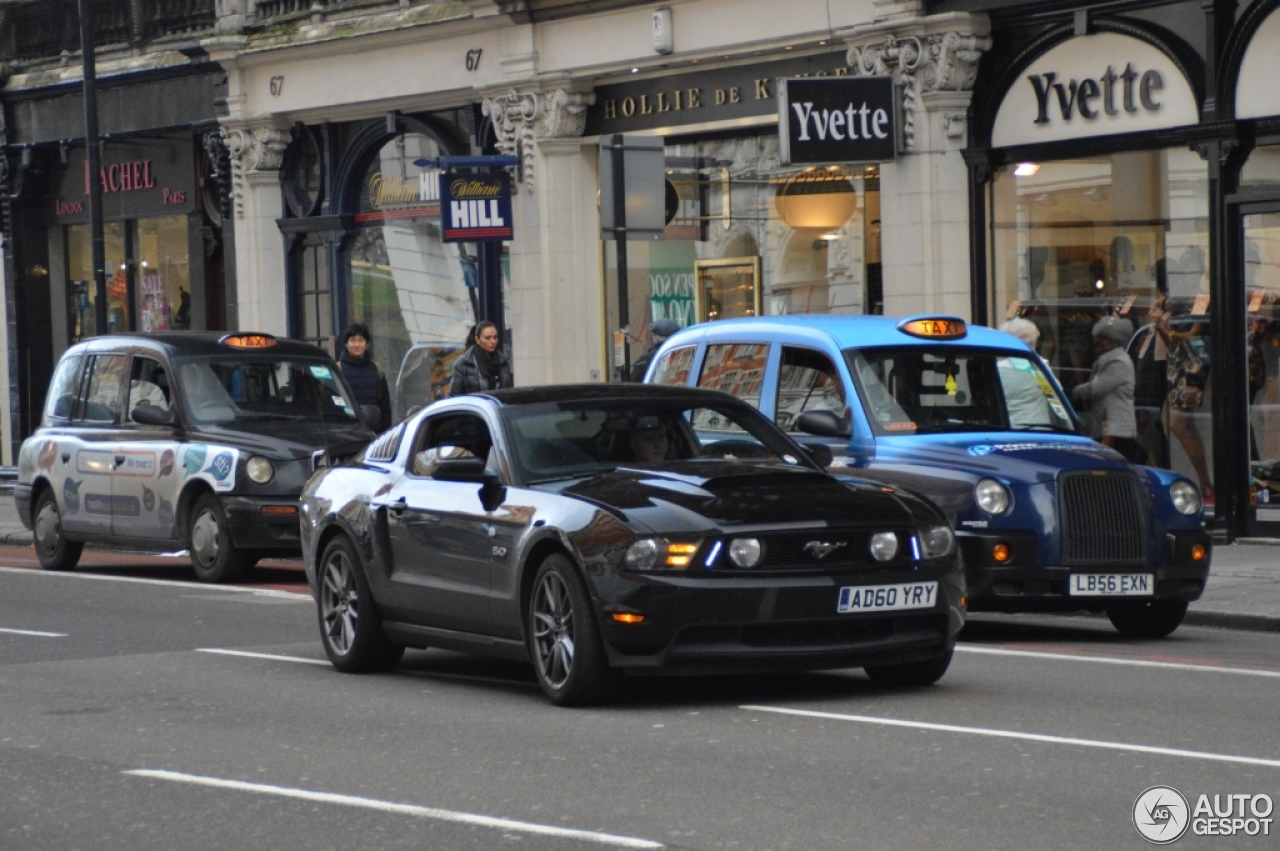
[778, 77, 897, 165]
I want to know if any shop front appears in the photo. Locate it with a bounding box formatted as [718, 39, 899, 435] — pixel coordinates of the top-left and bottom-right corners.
[277, 110, 509, 414]
[967, 1, 1280, 538]
[584, 52, 886, 379]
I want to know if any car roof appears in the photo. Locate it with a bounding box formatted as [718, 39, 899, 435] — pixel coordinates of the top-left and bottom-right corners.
[661, 315, 1031, 353]
[470, 383, 748, 406]
[65, 332, 334, 360]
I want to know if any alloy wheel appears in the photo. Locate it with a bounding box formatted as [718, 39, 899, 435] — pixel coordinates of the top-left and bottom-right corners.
[320, 548, 359, 656]
[532, 571, 575, 689]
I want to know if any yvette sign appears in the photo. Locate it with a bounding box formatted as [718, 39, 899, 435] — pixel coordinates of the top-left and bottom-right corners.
[992, 32, 1198, 147]
[778, 77, 897, 165]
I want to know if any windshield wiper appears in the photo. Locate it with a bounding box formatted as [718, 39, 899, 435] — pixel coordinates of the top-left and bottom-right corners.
[1010, 424, 1078, 434]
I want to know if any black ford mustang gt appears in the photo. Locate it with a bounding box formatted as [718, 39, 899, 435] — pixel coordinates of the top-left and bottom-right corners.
[301, 384, 965, 706]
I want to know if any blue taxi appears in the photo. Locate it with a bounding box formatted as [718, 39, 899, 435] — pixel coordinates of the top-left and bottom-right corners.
[644, 315, 1212, 637]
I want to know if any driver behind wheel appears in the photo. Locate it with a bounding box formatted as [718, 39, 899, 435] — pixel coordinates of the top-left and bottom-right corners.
[628, 417, 670, 463]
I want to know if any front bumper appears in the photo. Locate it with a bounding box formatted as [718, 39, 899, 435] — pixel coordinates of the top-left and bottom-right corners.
[220, 494, 303, 555]
[960, 530, 1212, 612]
[592, 562, 965, 675]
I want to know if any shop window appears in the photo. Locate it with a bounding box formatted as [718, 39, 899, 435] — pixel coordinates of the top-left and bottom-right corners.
[66, 222, 128, 341]
[136, 217, 192, 332]
[989, 148, 1214, 495]
[601, 133, 881, 378]
[293, 234, 332, 349]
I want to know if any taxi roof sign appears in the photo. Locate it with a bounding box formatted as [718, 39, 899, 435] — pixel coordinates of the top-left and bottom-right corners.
[220, 333, 278, 349]
[897, 316, 967, 340]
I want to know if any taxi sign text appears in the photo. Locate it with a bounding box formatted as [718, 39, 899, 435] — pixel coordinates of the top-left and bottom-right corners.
[221, 333, 278, 349]
[898, 317, 967, 339]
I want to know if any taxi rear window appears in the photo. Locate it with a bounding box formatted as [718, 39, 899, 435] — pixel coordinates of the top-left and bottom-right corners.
[846, 347, 1076, 436]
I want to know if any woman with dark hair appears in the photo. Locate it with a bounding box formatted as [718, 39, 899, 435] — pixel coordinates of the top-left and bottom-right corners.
[449, 320, 513, 396]
[339, 321, 392, 430]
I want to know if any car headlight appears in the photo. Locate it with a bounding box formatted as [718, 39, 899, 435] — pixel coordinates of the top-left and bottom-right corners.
[975, 478, 1011, 515]
[728, 538, 763, 568]
[624, 538, 701, 571]
[1170, 479, 1201, 515]
[918, 525, 955, 559]
[869, 531, 899, 562]
[246, 455, 274, 484]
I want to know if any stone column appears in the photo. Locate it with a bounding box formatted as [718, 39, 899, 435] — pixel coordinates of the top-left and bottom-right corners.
[845, 13, 989, 320]
[482, 85, 599, 385]
[223, 122, 291, 334]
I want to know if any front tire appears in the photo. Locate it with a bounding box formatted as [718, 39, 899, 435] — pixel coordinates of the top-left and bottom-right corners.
[528, 555, 614, 707]
[32, 489, 83, 571]
[1107, 600, 1188, 638]
[317, 536, 404, 673]
[188, 493, 250, 583]
[865, 649, 954, 687]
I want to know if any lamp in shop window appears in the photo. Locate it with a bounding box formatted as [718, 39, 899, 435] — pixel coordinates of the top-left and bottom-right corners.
[775, 169, 858, 231]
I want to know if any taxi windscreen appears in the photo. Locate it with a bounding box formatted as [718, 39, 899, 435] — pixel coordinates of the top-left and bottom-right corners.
[175, 355, 361, 425]
[845, 348, 1078, 436]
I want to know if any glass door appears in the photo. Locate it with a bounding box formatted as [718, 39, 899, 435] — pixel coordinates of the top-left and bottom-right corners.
[1243, 210, 1280, 533]
[66, 222, 129, 341]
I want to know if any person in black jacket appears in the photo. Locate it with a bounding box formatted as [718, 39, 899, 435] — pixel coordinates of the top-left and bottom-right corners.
[338, 322, 391, 430]
[629, 318, 680, 382]
[449, 320, 513, 396]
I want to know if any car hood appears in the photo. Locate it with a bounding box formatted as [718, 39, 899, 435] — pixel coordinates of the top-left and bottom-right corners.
[874, 432, 1131, 482]
[186, 421, 374, 461]
[552, 461, 922, 534]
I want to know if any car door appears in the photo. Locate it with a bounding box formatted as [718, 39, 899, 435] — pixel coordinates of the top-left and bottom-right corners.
[382, 410, 499, 633]
[61, 353, 129, 537]
[112, 355, 182, 539]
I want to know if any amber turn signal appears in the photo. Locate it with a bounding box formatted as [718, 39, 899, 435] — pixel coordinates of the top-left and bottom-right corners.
[992, 542, 1012, 563]
[260, 505, 298, 516]
[612, 613, 645, 624]
[1191, 543, 1207, 561]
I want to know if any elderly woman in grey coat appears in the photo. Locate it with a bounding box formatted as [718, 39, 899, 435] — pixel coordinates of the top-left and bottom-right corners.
[1072, 315, 1141, 462]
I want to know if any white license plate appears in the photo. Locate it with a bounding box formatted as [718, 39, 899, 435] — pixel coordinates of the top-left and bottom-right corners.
[1068, 573, 1154, 596]
[837, 581, 938, 614]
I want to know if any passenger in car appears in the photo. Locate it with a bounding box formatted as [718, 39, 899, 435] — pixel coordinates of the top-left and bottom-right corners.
[628, 418, 670, 463]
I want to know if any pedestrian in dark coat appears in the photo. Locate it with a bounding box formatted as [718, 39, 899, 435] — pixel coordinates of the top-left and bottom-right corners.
[629, 318, 680, 382]
[449, 320, 513, 396]
[338, 322, 391, 430]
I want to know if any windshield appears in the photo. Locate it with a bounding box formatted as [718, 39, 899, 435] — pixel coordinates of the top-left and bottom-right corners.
[845, 347, 1078, 436]
[174, 355, 361, 426]
[503, 397, 813, 484]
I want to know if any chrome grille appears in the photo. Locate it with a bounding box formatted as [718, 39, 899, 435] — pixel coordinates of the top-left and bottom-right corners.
[1059, 472, 1147, 565]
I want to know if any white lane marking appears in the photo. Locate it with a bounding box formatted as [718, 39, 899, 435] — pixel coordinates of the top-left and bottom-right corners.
[196, 648, 330, 666]
[741, 705, 1280, 769]
[198, 648, 537, 688]
[0, 627, 67, 637]
[957, 644, 1280, 678]
[124, 770, 663, 848]
[0, 566, 308, 600]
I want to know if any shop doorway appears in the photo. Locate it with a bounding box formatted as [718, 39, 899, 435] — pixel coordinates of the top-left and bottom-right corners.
[1238, 205, 1280, 535]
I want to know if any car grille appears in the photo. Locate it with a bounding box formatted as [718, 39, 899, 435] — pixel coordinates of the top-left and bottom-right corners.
[709, 529, 913, 571]
[1059, 471, 1147, 565]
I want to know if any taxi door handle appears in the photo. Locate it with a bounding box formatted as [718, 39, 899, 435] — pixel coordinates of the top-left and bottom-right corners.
[387, 498, 407, 515]
[61, 452, 71, 463]
[114, 454, 126, 469]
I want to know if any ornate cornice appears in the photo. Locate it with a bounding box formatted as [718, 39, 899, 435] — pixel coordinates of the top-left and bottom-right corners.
[844, 13, 990, 153]
[482, 87, 594, 191]
[222, 124, 290, 218]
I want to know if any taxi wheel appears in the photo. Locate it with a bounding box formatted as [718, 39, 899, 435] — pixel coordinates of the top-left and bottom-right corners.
[188, 493, 250, 583]
[32, 489, 83, 572]
[1106, 600, 1188, 638]
[317, 536, 404, 673]
[864, 649, 953, 687]
[528, 555, 615, 707]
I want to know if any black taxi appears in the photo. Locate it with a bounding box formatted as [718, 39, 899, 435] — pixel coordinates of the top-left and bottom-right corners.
[15, 333, 377, 582]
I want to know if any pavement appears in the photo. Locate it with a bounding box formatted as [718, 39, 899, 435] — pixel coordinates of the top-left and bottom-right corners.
[0, 475, 1276, 632]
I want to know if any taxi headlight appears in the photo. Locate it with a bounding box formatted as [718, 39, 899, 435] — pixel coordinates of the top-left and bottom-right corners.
[246, 455, 274, 484]
[918, 525, 955, 558]
[869, 531, 899, 562]
[1170, 479, 1201, 515]
[728, 538, 763, 568]
[975, 478, 1011, 515]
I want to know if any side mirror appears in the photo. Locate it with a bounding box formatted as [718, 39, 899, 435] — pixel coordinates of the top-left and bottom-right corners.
[795, 410, 851, 438]
[802, 444, 834, 469]
[360, 404, 382, 429]
[130, 405, 175, 427]
[432, 458, 499, 485]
